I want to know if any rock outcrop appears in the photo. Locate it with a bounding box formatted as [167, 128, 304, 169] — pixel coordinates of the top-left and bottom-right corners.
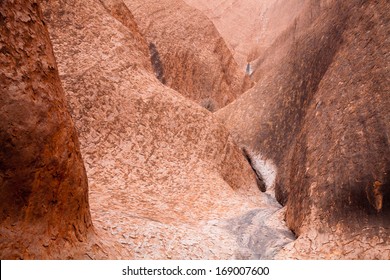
[40, 0, 293, 259]
[0, 0, 102, 259]
[3, 0, 387, 260]
[184, 0, 307, 70]
[123, 0, 248, 111]
[217, 0, 390, 259]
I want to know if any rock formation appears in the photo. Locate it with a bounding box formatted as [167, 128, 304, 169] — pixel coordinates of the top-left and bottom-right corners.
[217, 0, 390, 259]
[0, 0, 105, 259]
[2, 0, 389, 260]
[184, 0, 307, 70]
[39, 0, 293, 259]
[123, 0, 248, 111]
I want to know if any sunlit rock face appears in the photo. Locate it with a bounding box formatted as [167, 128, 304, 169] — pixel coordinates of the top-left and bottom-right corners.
[184, 0, 307, 71]
[216, 0, 390, 259]
[39, 0, 293, 259]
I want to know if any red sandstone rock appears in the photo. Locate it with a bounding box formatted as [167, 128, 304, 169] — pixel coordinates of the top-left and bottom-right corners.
[3, 0, 387, 260]
[184, 0, 307, 71]
[217, 0, 390, 259]
[0, 0, 104, 259]
[40, 0, 292, 259]
[123, 0, 248, 110]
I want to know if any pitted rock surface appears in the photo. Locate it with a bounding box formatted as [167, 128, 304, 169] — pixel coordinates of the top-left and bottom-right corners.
[0, 0, 108, 259]
[217, 0, 390, 259]
[2, 0, 389, 260]
[123, 0, 248, 110]
[39, 0, 294, 259]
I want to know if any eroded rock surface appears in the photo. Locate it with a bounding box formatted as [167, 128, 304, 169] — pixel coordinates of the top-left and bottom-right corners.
[40, 0, 293, 259]
[123, 0, 248, 110]
[217, 0, 390, 259]
[3, 0, 387, 260]
[184, 0, 307, 71]
[0, 0, 105, 259]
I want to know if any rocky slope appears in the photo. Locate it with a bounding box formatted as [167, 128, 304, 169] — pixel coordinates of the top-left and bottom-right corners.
[184, 0, 307, 70]
[123, 0, 249, 111]
[2, 0, 389, 260]
[217, 0, 390, 259]
[37, 0, 293, 259]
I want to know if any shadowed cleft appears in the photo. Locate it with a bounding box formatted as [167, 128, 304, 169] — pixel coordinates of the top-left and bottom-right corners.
[242, 148, 266, 192]
[148, 42, 166, 84]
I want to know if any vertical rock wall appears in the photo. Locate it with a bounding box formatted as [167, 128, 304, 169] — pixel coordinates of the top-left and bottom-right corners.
[0, 0, 94, 259]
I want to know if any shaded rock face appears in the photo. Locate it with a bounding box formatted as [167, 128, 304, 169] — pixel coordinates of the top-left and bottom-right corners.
[123, 0, 248, 110]
[217, 0, 390, 258]
[148, 42, 166, 84]
[40, 0, 294, 259]
[0, 0, 96, 259]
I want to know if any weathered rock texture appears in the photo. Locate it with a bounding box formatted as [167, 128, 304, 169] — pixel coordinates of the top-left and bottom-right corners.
[0, 0, 104, 259]
[217, 0, 390, 259]
[5, 0, 387, 260]
[123, 0, 248, 111]
[184, 0, 307, 70]
[40, 0, 293, 259]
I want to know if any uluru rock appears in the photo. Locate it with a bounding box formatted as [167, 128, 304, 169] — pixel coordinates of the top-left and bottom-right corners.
[3, 0, 388, 260]
[184, 0, 307, 71]
[217, 0, 390, 259]
[40, 0, 293, 259]
[0, 0, 104, 259]
[122, 0, 248, 110]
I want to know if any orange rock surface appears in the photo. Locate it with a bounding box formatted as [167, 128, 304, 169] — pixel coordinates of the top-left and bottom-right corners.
[39, 0, 293, 259]
[0, 0, 104, 259]
[217, 0, 390, 259]
[1, 0, 389, 260]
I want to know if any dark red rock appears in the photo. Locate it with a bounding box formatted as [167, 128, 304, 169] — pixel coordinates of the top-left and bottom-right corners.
[0, 0, 95, 259]
[281, 0, 390, 235]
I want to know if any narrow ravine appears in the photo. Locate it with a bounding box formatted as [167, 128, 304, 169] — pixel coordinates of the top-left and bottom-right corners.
[1, 0, 389, 260]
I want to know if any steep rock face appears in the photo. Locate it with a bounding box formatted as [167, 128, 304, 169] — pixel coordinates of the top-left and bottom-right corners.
[123, 0, 247, 111]
[217, 0, 390, 259]
[0, 0, 100, 259]
[41, 0, 293, 259]
[184, 0, 307, 70]
[98, 0, 149, 55]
